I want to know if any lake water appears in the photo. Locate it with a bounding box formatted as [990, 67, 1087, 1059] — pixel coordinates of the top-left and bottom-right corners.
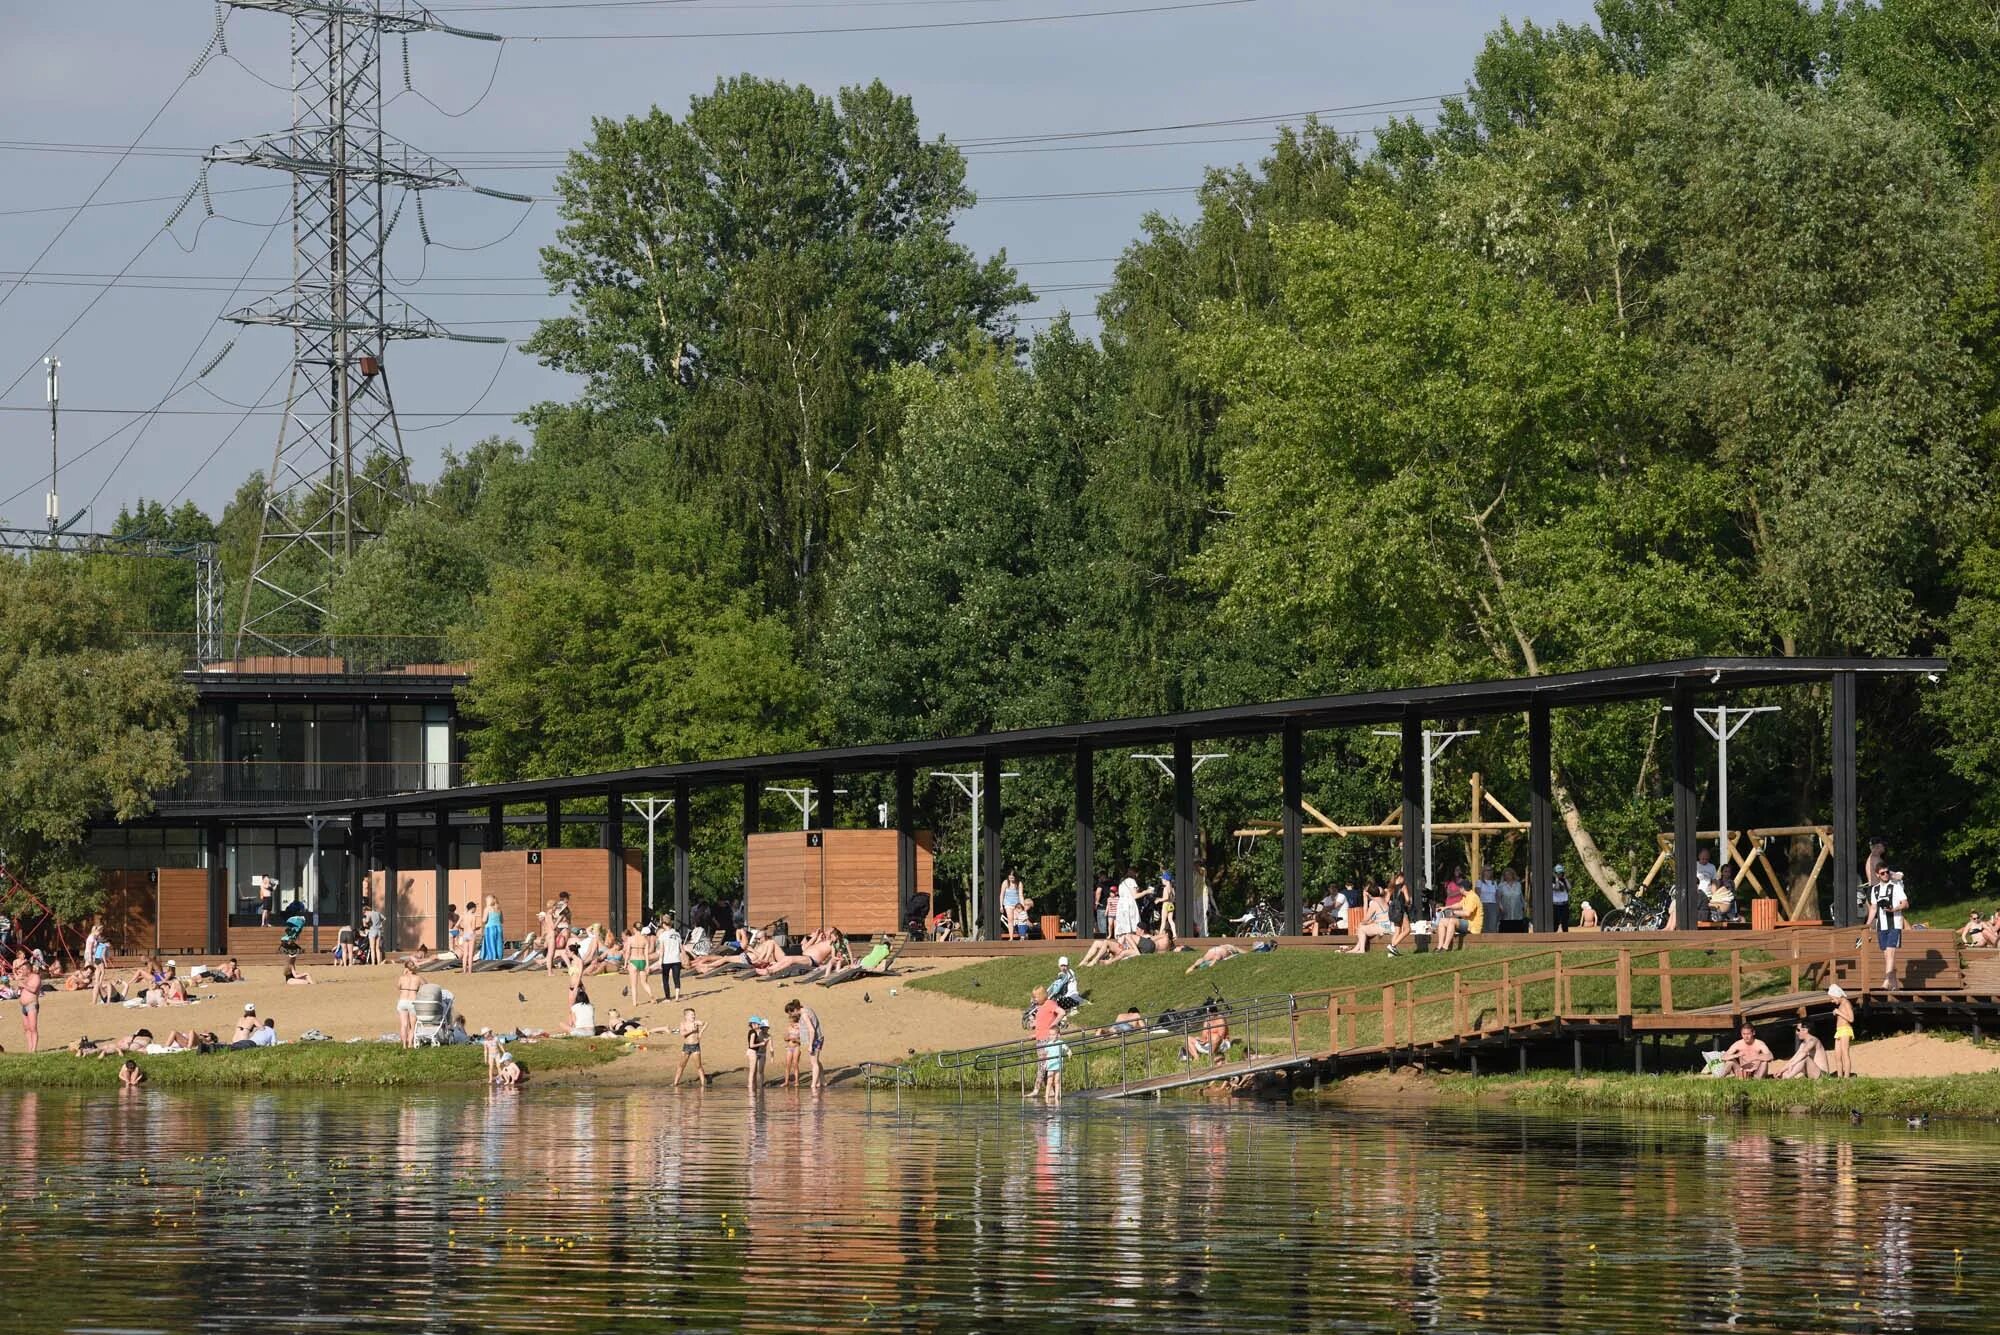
[2, 1087, 1993, 1333]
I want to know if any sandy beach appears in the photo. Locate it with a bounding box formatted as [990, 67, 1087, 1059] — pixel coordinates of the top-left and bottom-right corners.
[8, 954, 1025, 1078]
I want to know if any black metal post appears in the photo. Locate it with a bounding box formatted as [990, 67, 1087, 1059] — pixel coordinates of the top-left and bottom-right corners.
[383, 808, 400, 955]
[814, 766, 836, 829]
[1831, 671, 1858, 927]
[1173, 732, 1197, 936]
[205, 821, 226, 955]
[1282, 721, 1304, 936]
[673, 778, 692, 927]
[486, 801, 504, 855]
[1074, 744, 1095, 939]
[895, 762, 917, 929]
[1672, 682, 1699, 931]
[606, 785, 625, 936]
[981, 752, 1002, 940]
[1529, 701, 1555, 933]
[1400, 711, 1423, 898]
[544, 798, 560, 851]
[434, 805, 452, 952]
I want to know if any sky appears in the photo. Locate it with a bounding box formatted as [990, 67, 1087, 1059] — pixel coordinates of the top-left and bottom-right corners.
[0, 0, 1602, 529]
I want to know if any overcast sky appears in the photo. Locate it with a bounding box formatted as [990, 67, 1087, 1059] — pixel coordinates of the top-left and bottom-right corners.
[0, 0, 1600, 528]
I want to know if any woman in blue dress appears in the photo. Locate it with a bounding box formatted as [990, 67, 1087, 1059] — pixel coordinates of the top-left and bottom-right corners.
[481, 895, 505, 961]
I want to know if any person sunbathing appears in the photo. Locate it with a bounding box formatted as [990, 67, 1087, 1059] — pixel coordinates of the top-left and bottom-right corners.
[1185, 943, 1245, 974]
[1343, 893, 1392, 955]
[1100, 1006, 1146, 1035]
[1962, 912, 1987, 947]
[1980, 913, 2000, 949]
[148, 972, 190, 1006]
[1774, 1023, 1829, 1080]
[1185, 1006, 1230, 1066]
[284, 958, 314, 985]
[74, 1028, 155, 1056]
[1079, 933, 1138, 966]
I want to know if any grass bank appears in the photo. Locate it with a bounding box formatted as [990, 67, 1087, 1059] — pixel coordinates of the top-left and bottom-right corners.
[906, 941, 1785, 1057]
[0, 1039, 625, 1090]
[1418, 1070, 2000, 1121]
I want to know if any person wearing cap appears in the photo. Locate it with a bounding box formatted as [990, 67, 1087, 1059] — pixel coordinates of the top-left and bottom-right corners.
[1829, 984, 1856, 1077]
[496, 1051, 528, 1086]
[1048, 957, 1081, 1011]
[1550, 863, 1572, 932]
[232, 1004, 259, 1044]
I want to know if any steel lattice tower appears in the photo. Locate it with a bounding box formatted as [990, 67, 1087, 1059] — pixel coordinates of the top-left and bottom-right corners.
[207, 1, 522, 655]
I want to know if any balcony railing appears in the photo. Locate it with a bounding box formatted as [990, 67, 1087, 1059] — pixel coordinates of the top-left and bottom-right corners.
[156, 761, 461, 808]
[135, 633, 471, 678]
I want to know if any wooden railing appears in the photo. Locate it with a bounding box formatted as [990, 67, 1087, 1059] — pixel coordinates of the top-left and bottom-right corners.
[1306, 937, 1855, 1056]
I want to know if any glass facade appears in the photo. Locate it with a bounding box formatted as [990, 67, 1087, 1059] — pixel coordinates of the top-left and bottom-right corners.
[160, 699, 459, 807]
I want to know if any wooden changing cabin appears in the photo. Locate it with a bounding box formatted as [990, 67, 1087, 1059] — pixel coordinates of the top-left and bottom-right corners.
[745, 829, 933, 936]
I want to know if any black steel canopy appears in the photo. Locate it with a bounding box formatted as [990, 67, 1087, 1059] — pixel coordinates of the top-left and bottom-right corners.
[211, 655, 1936, 953]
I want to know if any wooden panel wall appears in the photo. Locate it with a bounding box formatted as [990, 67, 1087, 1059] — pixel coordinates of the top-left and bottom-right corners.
[746, 830, 932, 936]
[98, 870, 158, 956]
[475, 851, 639, 940]
[366, 870, 485, 951]
[155, 868, 210, 955]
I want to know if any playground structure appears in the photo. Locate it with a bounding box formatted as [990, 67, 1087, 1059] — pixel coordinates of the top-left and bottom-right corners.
[1638, 825, 1835, 921]
[1235, 773, 1530, 885]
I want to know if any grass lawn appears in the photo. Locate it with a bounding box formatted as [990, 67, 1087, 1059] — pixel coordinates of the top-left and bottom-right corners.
[0, 1038, 626, 1090]
[901, 941, 1791, 1086]
[1433, 1070, 2000, 1120]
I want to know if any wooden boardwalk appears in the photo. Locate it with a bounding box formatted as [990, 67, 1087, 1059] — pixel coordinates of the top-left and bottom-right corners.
[1073, 1054, 1315, 1101]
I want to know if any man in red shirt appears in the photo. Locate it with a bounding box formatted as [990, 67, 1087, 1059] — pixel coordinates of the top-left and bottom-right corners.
[1027, 985, 1064, 1100]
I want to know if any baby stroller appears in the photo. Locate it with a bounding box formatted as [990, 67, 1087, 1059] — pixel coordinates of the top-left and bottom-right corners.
[278, 914, 308, 957]
[411, 983, 455, 1047]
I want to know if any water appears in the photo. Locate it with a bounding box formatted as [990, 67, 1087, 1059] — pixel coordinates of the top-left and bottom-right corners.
[2, 1088, 1994, 1333]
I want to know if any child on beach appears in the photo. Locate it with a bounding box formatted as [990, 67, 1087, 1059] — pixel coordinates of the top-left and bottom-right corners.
[674, 1008, 707, 1086]
[119, 1059, 145, 1088]
[746, 1016, 770, 1090]
[1040, 1039, 1068, 1104]
[482, 1027, 504, 1081]
[783, 1015, 802, 1087]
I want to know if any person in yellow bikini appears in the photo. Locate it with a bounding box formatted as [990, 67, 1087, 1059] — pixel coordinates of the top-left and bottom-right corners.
[1829, 984, 1856, 1078]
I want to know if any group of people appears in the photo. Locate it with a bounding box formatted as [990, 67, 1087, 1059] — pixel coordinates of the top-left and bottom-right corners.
[668, 998, 827, 1091]
[1715, 986, 1860, 1079]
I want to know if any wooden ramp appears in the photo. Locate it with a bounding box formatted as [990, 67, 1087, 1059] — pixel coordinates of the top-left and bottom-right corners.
[1077, 1053, 1313, 1101]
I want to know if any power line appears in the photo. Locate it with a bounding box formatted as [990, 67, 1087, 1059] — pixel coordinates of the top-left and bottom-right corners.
[0, 27, 220, 314]
[496, 0, 1261, 37]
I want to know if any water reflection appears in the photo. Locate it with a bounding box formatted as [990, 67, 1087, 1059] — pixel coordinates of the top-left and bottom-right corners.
[1, 1088, 1995, 1333]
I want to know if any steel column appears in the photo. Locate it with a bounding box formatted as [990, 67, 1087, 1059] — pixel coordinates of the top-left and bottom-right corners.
[1074, 744, 1095, 939]
[606, 785, 625, 936]
[434, 805, 452, 952]
[1282, 721, 1304, 935]
[895, 762, 917, 929]
[813, 766, 836, 829]
[485, 801, 503, 855]
[544, 798, 560, 851]
[1400, 712, 1423, 897]
[673, 778, 692, 927]
[1173, 732, 1197, 937]
[1529, 701, 1555, 933]
[1671, 683, 1700, 930]
[1831, 671, 1858, 927]
[981, 752, 1003, 940]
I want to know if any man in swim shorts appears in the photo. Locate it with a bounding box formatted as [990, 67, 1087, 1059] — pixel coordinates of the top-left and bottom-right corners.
[674, 1008, 707, 1086]
[15, 957, 42, 1053]
[786, 999, 825, 1091]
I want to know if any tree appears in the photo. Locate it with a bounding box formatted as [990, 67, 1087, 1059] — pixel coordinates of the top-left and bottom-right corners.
[1183, 193, 1744, 894]
[0, 557, 191, 922]
[324, 507, 487, 649]
[457, 497, 813, 784]
[527, 75, 1028, 632]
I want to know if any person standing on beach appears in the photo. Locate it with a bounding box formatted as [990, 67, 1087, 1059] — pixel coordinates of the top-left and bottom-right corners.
[674, 1008, 707, 1085]
[1829, 984, 1856, 1077]
[395, 958, 422, 1048]
[625, 923, 655, 1006]
[363, 901, 385, 965]
[786, 999, 825, 1090]
[481, 896, 504, 963]
[658, 917, 683, 1001]
[745, 1017, 770, 1090]
[15, 956, 42, 1052]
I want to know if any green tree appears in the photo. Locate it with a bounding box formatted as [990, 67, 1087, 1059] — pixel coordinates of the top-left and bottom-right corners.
[0, 557, 191, 922]
[527, 76, 1028, 631]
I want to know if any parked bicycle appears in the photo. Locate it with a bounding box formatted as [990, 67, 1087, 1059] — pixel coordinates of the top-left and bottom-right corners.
[1229, 900, 1282, 938]
[1600, 888, 1669, 932]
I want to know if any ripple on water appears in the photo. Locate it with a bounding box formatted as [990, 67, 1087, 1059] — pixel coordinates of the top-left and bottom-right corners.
[3, 1088, 1997, 1333]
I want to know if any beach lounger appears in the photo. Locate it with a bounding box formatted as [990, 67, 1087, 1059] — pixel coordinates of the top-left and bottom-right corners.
[415, 953, 461, 973]
[754, 960, 819, 981]
[472, 948, 536, 972]
[817, 935, 906, 987]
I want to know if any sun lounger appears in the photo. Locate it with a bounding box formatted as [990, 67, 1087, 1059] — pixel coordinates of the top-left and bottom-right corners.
[754, 959, 820, 981]
[415, 953, 461, 973]
[472, 948, 539, 972]
[818, 935, 906, 987]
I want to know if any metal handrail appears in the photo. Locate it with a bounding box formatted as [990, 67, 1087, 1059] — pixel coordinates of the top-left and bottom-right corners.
[968, 992, 1306, 1096]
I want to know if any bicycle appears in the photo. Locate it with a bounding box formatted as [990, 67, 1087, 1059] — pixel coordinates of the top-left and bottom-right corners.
[1229, 900, 1281, 938]
[1600, 889, 1668, 932]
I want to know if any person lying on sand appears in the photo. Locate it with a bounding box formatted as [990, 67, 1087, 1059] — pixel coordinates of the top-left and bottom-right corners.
[73, 1028, 154, 1056]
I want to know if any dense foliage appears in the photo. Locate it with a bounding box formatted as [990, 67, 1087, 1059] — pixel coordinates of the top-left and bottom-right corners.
[61, 8, 2000, 917]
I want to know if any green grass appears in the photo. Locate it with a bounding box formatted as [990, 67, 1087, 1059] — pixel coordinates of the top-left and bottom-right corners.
[1430, 1070, 2000, 1120]
[0, 1038, 626, 1090]
[909, 941, 1791, 1058]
